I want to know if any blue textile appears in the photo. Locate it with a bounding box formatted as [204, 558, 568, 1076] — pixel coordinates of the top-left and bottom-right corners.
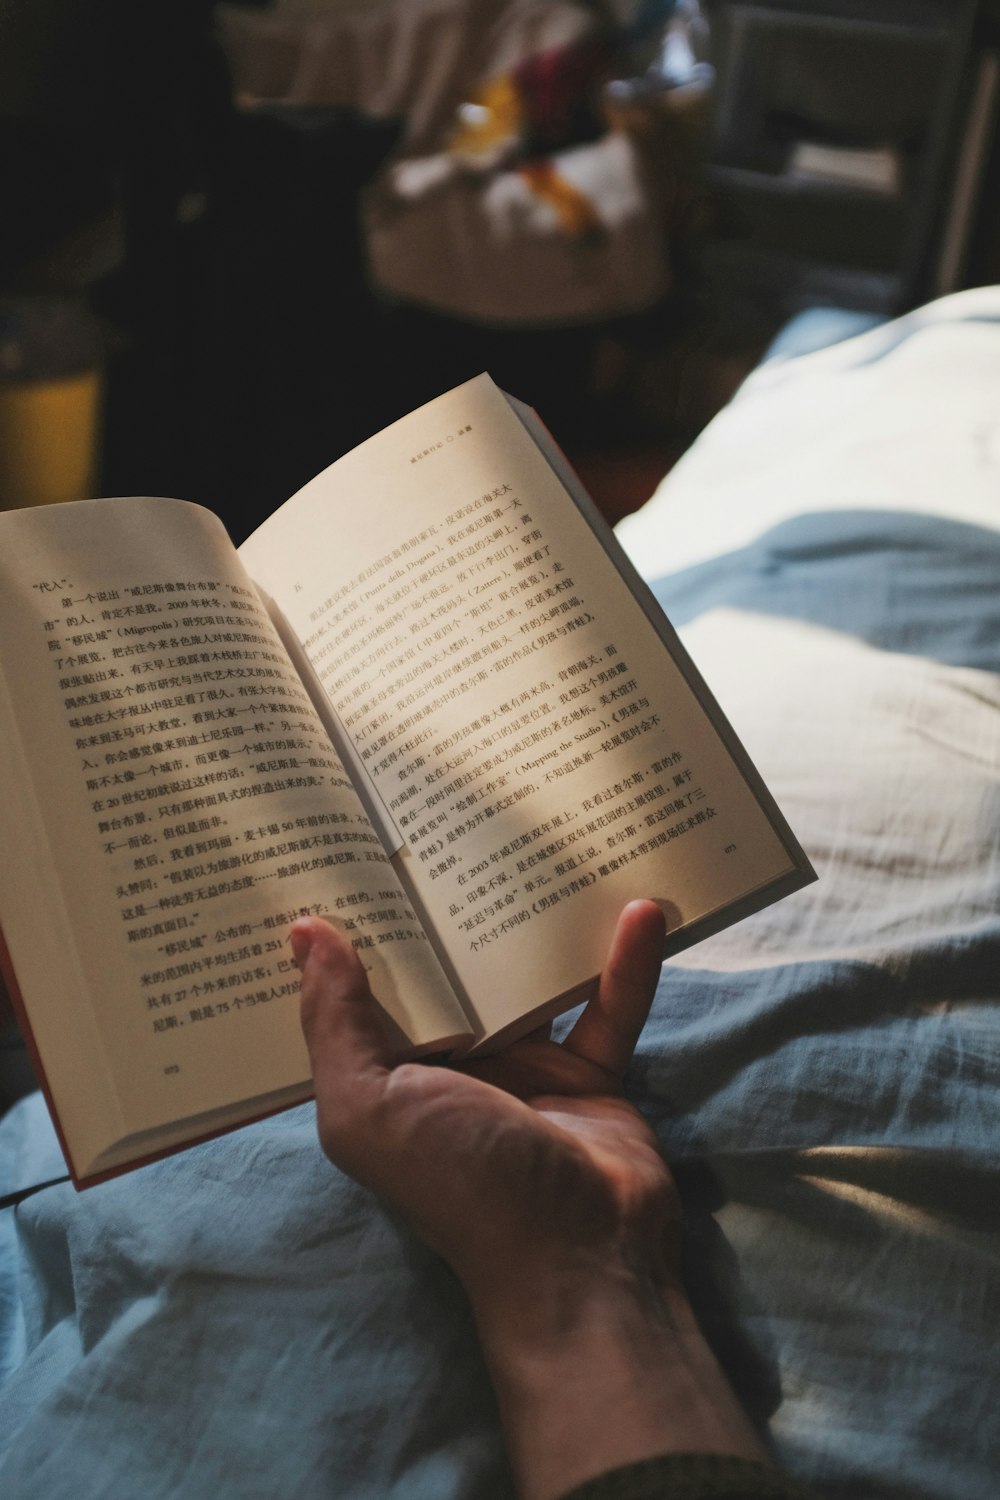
[759, 308, 887, 365]
[3, 295, 1000, 1498]
[652, 509, 1000, 673]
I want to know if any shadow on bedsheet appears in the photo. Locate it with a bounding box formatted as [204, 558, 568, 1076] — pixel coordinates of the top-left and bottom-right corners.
[649, 510, 1000, 675]
[623, 917, 1000, 1448]
[671, 1154, 784, 1431]
[818, 306, 1000, 371]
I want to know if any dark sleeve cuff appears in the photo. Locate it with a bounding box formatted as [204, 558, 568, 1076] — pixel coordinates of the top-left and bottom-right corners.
[554, 1453, 821, 1500]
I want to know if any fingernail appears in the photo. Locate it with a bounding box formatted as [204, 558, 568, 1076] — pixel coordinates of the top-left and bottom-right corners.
[289, 922, 314, 969]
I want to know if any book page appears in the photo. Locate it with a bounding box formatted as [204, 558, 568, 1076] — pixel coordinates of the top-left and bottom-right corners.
[0, 499, 468, 1177]
[240, 376, 810, 1043]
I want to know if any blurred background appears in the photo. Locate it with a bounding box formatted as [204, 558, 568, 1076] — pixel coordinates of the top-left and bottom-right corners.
[2, 0, 1000, 541]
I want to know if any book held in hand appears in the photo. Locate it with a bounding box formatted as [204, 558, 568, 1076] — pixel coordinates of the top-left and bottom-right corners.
[0, 376, 815, 1185]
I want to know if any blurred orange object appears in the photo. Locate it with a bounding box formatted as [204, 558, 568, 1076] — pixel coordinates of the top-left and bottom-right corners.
[517, 158, 603, 237]
[0, 368, 102, 509]
[0, 298, 102, 510]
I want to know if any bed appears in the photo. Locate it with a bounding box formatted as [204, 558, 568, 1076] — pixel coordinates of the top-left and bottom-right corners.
[2, 286, 999, 1498]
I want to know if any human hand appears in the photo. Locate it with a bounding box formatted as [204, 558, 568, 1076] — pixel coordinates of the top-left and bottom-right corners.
[292, 904, 767, 1500]
[290, 900, 676, 1306]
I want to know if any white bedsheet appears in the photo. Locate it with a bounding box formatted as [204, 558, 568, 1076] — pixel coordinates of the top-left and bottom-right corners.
[3, 290, 1000, 1498]
[617, 286, 1000, 573]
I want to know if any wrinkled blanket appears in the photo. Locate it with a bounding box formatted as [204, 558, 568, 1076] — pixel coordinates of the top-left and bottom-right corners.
[3, 288, 1000, 1498]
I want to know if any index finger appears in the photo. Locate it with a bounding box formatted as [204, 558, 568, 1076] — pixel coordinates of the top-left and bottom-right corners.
[562, 900, 666, 1080]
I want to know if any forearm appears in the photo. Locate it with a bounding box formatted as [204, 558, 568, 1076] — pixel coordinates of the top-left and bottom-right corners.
[470, 1265, 769, 1500]
[294, 905, 808, 1499]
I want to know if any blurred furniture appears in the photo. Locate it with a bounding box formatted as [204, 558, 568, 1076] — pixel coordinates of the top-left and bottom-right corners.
[699, 0, 1000, 316]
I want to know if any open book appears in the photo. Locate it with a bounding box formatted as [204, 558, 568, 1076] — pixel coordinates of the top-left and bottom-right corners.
[0, 376, 814, 1185]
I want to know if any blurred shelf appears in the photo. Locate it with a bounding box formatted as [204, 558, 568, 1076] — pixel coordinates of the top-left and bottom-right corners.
[703, 161, 903, 201]
[698, 0, 997, 316]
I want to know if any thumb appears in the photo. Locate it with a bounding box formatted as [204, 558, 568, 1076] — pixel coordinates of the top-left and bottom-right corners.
[291, 916, 392, 1157]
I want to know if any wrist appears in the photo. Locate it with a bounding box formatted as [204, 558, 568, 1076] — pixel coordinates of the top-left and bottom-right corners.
[470, 1265, 768, 1500]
